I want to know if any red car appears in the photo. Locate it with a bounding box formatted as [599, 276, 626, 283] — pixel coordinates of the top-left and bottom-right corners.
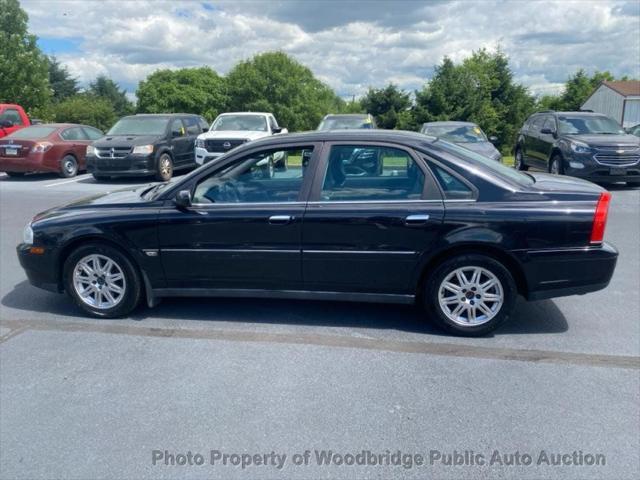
[0, 124, 103, 178]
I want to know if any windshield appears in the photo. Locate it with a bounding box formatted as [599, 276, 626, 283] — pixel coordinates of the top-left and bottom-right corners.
[107, 117, 169, 136]
[211, 115, 267, 132]
[317, 116, 374, 130]
[558, 115, 625, 135]
[6, 126, 57, 139]
[436, 140, 534, 186]
[424, 125, 487, 143]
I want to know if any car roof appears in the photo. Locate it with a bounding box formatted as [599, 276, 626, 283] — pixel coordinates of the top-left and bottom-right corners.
[217, 112, 271, 116]
[323, 114, 371, 118]
[130, 113, 200, 118]
[422, 121, 476, 127]
[532, 111, 608, 117]
[244, 129, 436, 147]
[22, 123, 85, 129]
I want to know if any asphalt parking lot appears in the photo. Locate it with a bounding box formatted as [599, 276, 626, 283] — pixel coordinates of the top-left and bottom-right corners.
[0, 171, 638, 479]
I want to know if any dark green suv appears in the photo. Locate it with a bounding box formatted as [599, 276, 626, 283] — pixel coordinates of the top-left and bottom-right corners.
[514, 111, 640, 186]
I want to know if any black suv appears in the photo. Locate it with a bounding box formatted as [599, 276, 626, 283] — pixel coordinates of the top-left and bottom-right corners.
[514, 111, 640, 186]
[86, 114, 208, 181]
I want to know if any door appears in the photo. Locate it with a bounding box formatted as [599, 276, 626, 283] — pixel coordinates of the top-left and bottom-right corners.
[539, 116, 557, 168]
[169, 118, 191, 165]
[523, 115, 544, 166]
[182, 117, 201, 165]
[157, 143, 320, 290]
[301, 143, 444, 295]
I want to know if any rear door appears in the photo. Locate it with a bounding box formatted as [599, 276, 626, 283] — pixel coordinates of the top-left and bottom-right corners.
[301, 142, 444, 295]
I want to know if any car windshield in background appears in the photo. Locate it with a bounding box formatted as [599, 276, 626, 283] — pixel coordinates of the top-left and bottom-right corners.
[318, 116, 373, 130]
[425, 125, 487, 143]
[6, 126, 57, 139]
[107, 117, 169, 136]
[211, 115, 267, 132]
[436, 140, 535, 186]
[558, 115, 625, 135]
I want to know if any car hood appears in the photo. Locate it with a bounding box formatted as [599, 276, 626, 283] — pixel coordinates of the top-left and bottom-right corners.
[565, 133, 640, 147]
[527, 172, 605, 194]
[92, 135, 163, 148]
[32, 185, 155, 224]
[458, 141, 501, 158]
[197, 130, 268, 141]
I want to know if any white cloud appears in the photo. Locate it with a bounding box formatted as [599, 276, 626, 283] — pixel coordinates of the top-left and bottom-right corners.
[22, 0, 640, 99]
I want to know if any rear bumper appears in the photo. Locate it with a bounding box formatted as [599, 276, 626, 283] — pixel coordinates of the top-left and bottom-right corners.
[0, 155, 55, 173]
[515, 242, 618, 300]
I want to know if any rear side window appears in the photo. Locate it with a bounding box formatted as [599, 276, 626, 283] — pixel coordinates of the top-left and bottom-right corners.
[430, 163, 474, 200]
[60, 127, 88, 141]
[320, 145, 424, 201]
[529, 115, 545, 133]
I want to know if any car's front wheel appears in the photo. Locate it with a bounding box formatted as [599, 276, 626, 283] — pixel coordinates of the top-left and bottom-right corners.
[550, 154, 564, 175]
[156, 153, 173, 181]
[424, 254, 517, 336]
[64, 243, 142, 318]
[514, 149, 528, 171]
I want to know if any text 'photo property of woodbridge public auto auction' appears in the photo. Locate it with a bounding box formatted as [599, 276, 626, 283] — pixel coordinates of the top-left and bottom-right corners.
[0, 0, 639, 479]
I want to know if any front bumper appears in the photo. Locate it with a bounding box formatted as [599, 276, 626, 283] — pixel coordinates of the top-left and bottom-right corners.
[515, 242, 618, 301]
[564, 155, 640, 183]
[86, 154, 156, 177]
[195, 147, 223, 165]
[17, 243, 61, 293]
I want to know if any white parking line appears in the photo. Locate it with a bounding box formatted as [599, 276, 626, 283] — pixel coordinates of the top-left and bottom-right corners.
[44, 174, 90, 188]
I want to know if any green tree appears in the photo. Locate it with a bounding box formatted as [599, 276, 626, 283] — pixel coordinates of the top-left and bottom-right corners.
[361, 84, 411, 129]
[225, 51, 342, 131]
[0, 0, 51, 113]
[89, 76, 134, 117]
[48, 56, 78, 102]
[136, 67, 226, 121]
[52, 94, 117, 131]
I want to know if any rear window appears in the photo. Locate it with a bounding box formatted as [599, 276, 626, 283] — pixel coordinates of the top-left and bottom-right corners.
[436, 140, 535, 186]
[7, 126, 57, 139]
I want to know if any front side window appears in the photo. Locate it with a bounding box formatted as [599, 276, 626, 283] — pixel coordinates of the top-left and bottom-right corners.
[193, 147, 313, 204]
[320, 145, 425, 201]
[183, 117, 200, 135]
[171, 119, 185, 137]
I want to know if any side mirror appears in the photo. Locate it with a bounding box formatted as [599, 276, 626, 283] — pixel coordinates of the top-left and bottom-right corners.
[0, 119, 14, 128]
[174, 190, 192, 208]
[488, 135, 498, 143]
[540, 127, 556, 136]
[273, 127, 288, 134]
[202, 127, 209, 133]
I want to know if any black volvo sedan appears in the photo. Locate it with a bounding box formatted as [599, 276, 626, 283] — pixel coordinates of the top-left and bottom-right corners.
[17, 130, 617, 336]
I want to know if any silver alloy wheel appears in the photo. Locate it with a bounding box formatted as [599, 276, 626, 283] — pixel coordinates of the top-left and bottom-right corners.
[438, 266, 504, 326]
[72, 254, 126, 309]
[64, 158, 77, 175]
[515, 150, 522, 169]
[159, 155, 172, 178]
[550, 158, 560, 174]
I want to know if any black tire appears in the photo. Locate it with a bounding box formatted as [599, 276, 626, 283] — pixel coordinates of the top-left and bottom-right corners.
[514, 148, 528, 171]
[63, 243, 142, 318]
[59, 155, 78, 178]
[155, 153, 173, 181]
[92, 174, 108, 182]
[549, 154, 564, 175]
[423, 254, 517, 337]
[6, 172, 25, 178]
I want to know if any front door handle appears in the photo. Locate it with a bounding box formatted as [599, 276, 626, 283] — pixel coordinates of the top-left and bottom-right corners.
[405, 214, 430, 226]
[268, 215, 294, 225]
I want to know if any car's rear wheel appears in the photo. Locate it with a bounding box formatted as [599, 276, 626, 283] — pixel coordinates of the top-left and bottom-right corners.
[424, 254, 517, 336]
[156, 153, 173, 181]
[59, 155, 78, 178]
[514, 149, 528, 171]
[64, 243, 141, 318]
[550, 154, 564, 175]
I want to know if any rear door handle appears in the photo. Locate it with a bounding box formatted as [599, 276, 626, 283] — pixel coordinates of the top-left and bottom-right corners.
[405, 214, 430, 226]
[268, 215, 294, 225]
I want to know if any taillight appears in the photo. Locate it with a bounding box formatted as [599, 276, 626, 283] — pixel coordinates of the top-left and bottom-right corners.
[590, 191, 611, 244]
[31, 142, 53, 153]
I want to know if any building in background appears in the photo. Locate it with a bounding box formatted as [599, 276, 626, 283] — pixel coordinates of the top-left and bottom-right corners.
[582, 81, 640, 128]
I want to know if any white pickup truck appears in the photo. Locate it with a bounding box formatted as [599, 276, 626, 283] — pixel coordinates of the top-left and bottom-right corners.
[195, 112, 288, 166]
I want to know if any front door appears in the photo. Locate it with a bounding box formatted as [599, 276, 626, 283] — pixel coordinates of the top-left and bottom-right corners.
[169, 118, 191, 165]
[157, 143, 320, 290]
[302, 143, 444, 294]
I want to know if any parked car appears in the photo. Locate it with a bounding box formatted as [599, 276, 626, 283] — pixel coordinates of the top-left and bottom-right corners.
[0, 124, 103, 178]
[195, 112, 287, 167]
[17, 130, 617, 336]
[627, 124, 640, 137]
[317, 114, 376, 130]
[0, 104, 31, 139]
[86, 114, 206, 182]
[421, 121, 502, 162]
[514, 111, 640, 186]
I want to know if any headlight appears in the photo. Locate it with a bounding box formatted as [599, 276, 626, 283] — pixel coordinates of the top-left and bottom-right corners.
[132, 145, 154, 155]
[23, 223, 33, 245]
[195, 138, 205, 148]
[86, 145, 96, 156]
[569, 141, 591, 154]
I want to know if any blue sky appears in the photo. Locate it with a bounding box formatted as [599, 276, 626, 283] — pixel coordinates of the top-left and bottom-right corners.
[23, 0, 640, 99]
